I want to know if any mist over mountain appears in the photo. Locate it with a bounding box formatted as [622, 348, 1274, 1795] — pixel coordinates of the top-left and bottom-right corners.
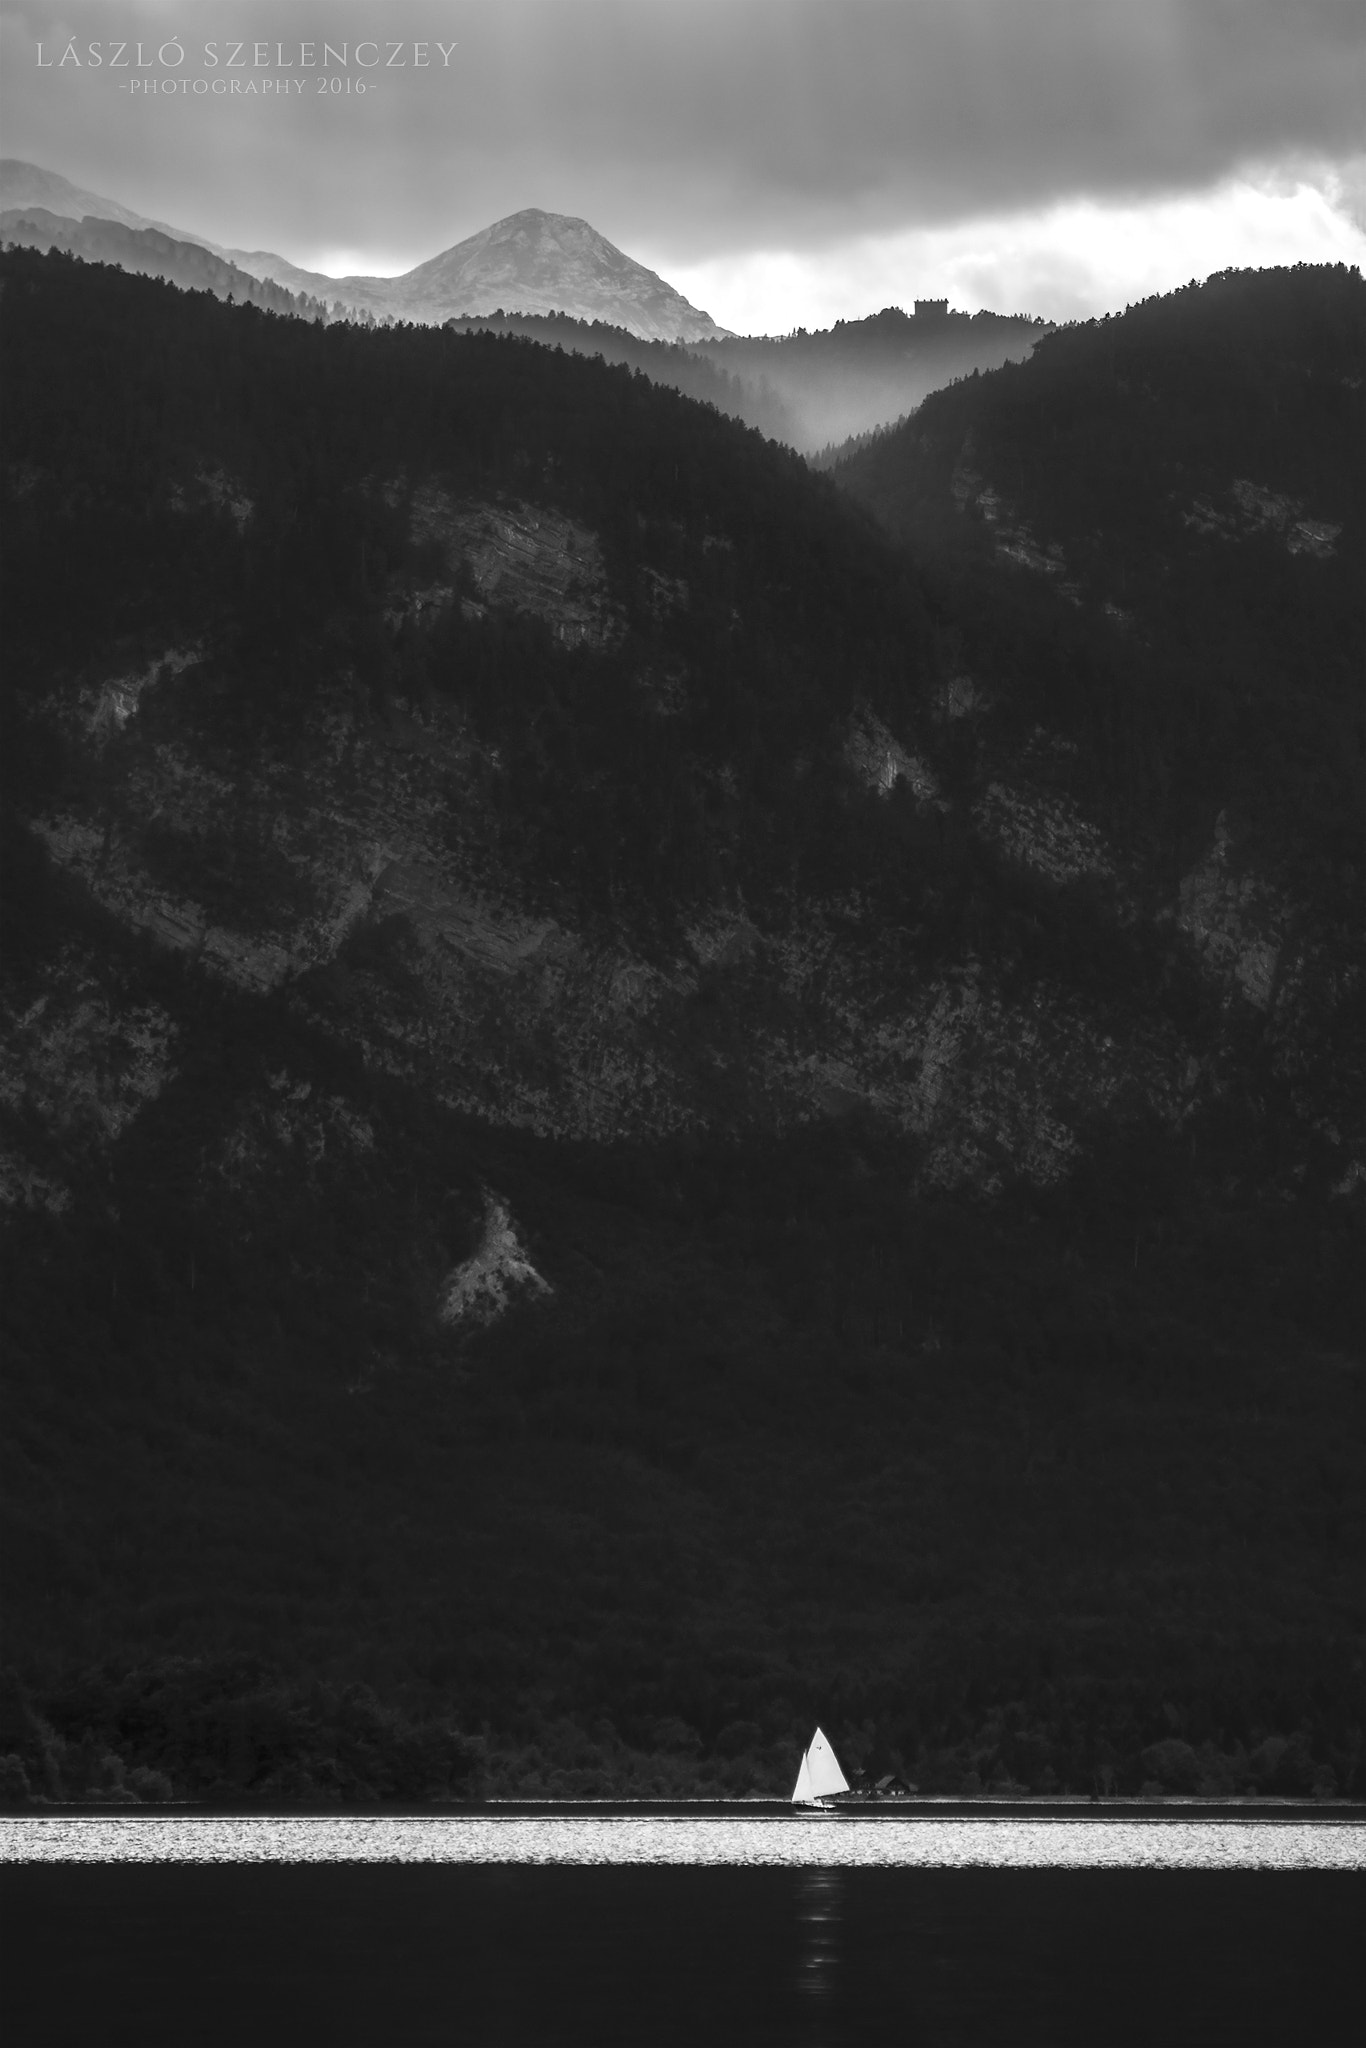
[438, 307, 803, 445]
[0, 249, 1361, 1806]
[0, 157, 372, 320]
[1, 161, 1044, 448]
[451, 302, 1050, 454]
[0, 207, 336, 321]
[229, 208, 732, 342]
[0, 163, 724, 341]
[698, 305, 1048, 456]
[0, 158, 222, 247]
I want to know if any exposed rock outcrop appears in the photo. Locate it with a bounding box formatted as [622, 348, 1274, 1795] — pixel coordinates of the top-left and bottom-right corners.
[1174, 814, 1287, 1012]
[439, 1194, 552, 1325]
[408, 492, 622, 648]
[1184, 479, 1341, 559]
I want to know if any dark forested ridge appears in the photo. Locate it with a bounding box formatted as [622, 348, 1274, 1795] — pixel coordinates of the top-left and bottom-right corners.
[441, 307, 803, 446]
[0, 250, 1361, 1806]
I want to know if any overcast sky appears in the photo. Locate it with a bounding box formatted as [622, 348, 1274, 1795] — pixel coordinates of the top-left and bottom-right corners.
[2, 0, 1362, 328]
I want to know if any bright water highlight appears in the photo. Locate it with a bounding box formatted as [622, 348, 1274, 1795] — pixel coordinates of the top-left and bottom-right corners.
[4, 1812, 1363, 1866]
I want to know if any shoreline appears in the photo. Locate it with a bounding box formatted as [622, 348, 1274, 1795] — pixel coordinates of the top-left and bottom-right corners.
[7, 1795, 1363, 1824]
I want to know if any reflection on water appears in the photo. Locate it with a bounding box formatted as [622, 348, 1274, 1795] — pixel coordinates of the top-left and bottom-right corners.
[1, 1839, 1360, 2048]
[796, 1866, 844, 2031]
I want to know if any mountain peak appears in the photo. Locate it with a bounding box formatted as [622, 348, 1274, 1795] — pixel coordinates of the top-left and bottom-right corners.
[397, 207, 730, 341]
[488, 207, 591, 230]
[0, 160, 728, 342]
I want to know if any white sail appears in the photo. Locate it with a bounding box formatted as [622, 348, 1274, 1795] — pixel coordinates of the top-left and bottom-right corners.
[791, 1749, 815, 1803]
[805, 1727, 850, 1799]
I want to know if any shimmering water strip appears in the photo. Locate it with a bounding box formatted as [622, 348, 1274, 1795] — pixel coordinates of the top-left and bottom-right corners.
[3, 1817, 1363, 1868]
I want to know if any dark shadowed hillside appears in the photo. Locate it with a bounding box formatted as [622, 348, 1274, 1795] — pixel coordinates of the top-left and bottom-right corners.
[440, 308, 803, 445]
[0, 251, 1361, 1806]
[834, 265, 1363, 880]
[835, 264, 1365, 1136]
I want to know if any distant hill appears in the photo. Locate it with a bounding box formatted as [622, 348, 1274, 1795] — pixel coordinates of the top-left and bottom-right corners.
[1, 161, 1044, 445]
[0, 163, 723, 342]
[0, 158, 378, 318]
[0, 208, 336, 320]
[0, 157, 221, 245]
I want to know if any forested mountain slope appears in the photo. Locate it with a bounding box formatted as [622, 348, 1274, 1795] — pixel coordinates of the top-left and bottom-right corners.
[0, 206, 337, 319]
[440, 308, 803, 445]
[835, 264, 1365, 1175]
[835, 265, 1363, 888]
[0, 251, 1360, 1805]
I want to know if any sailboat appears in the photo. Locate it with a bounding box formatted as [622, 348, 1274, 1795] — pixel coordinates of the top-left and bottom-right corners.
[791, 1726, 851, 1807]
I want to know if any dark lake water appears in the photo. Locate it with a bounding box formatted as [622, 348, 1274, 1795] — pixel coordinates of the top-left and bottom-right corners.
[3, 1817, 1360, 2046]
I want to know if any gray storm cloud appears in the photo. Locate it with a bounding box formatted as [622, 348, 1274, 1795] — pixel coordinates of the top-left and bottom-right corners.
[2, 0, 1361, 264]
